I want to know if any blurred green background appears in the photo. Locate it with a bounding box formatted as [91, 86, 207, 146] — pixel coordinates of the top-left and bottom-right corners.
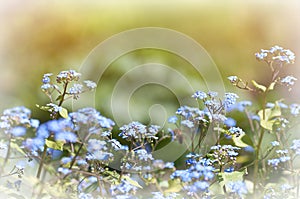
[0, 0, 300, 126]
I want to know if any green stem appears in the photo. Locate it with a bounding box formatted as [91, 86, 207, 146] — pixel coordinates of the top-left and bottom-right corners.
[36, 82, 69, 179]
[0, 134, 12, 175]
[97, 175, 103, 197]
[36, 144, 48, 179]
[69, 143, 84, 170]
[297, 172, 299, 199]
[253, 92, 267, 195]
[58, 81, 69, 107]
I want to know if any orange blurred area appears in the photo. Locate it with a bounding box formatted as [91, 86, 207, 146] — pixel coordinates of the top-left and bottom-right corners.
[0, 0, 300, 122]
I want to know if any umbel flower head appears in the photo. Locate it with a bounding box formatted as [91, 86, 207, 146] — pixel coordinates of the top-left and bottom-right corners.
[255, 45, 295, 64]
[0, 106, 39, 136]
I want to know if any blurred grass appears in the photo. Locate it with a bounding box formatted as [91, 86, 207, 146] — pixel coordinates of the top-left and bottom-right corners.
[0, 0, 299, 123]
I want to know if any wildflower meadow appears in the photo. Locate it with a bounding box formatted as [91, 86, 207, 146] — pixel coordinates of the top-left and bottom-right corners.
[0, 44, 300, 199]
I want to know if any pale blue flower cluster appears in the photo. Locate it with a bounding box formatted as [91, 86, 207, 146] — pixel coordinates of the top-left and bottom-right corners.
[119, 122, 160, 141]
[227, 181, 248, 197]
[255, 45, 295, 64]
[228, 127, 245, 137]
[171, 158, 214, 196]
[281, 75, 297, 86]
[0, 106, 39, 136]
[110, 179, 138, 196]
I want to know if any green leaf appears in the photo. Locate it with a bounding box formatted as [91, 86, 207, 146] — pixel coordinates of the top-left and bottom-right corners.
[219, 170, 246, 188]
[252, 80, 266, 92]
[10, 142, 27, 156]
[268, 81, 276, 91]
[59, 107, 68, 118]
[36, 104, 51, 111]
[158, 180, 169, 188]
[165, 179, 182, 193]
[258, 109, 272, 130]
[258, 103, 281, 131]
[259, 117, 273, 131]
[45, 139, 64, 151]
[270, 102, 281, 118]
[84, 182, 98, 193]
[122, 176, 143, 189]
[55, 95, 64, 102]
[232, 133, 249, 148]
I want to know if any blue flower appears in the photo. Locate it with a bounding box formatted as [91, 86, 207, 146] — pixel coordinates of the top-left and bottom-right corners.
[69, 84, 83, 94]
[194, 181, 209, 191]
[151, 192, 179, 199]
[279, 156, 291, 162]
[84, 80, 97, 89]
[58, 167, 71, 175]
[42, 73, 52, 84]
[227, 100, 252, 112]
[227, 181, 248, 196]
[224, 167, 234, 172]
[55, 131, 77, 143]
[290, 104, 300, 116]
[281, 184, 293, 191]
[181, 120, 194, 128]
[69, 84, 83, 99]
[41, 83, 52, 90]
[251, 115, 260, 121]
[168, 116, 178, 124]
[192, 91, 207, 100]
[109, 139, 129, 151]
[224, 93, 239, 109]
[42, 76, 51, 84]
[61, 157, 72, 164]
[186, 158, 197, 166]
[86, 150, 113, 161]
[10, 126, 26, 137]
[77, 159, 87, 166]
[136, 149, 154, 161]
[290, 139, 300, 154]
[171, 158, 214, 182]
[280, 75, 297, 86]
[244, 146, 254, 152]
[148, 125, 160, 136]
[87, 139, 107, 152]
[23, 137, 45, 155]
[46, 103, 62, 113]
[38, 118, 77, 143]
[86, 139, 113, 161]
[36, 124, 50, 138]
[30, 119, 40, 129]
[56, 70, 81, 83]
[255, 46, 295, 64]
[255, 51, 268, 60]
[0, 106, 39, 135]
[228, 76, 238, 83]
[164, 162, 175, 169]
[228, 127, 244, 137]
[271, 141, 280, 147]
[119, 122, 158, 141]
[70, 107, 115, 131]
[208, 91, 218, 98]
[224, 117, 236, 127]
[110, 179, 138, 196]
[98, 115, 115, 128]
[168, 128, 175, 141]
[268, 158, 280, 168]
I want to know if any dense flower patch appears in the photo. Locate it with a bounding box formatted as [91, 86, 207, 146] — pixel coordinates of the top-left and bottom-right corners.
[0, 46, 299, 198]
